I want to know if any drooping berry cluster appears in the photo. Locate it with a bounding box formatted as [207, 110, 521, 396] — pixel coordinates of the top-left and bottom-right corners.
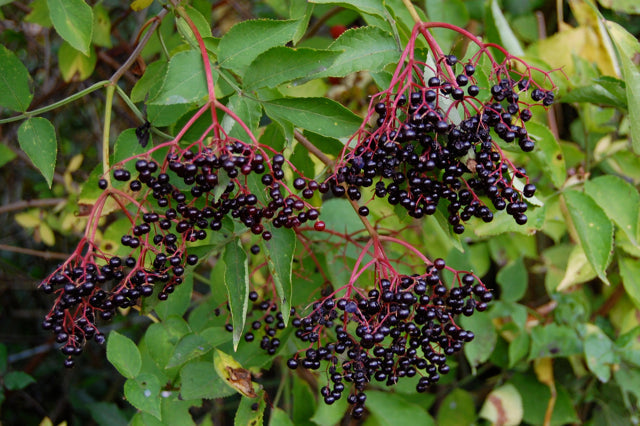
[287, 259, 489, 418]
[328, 26, 555, 234]
[40, 136, 325, 366]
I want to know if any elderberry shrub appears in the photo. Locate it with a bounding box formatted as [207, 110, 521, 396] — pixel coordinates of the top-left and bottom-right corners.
[287, 261, 489, 418]
[328, 46, 555, 234]
[40, 139, 325, 366]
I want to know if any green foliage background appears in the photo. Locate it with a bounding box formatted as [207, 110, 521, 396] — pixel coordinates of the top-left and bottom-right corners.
[1, 0, 640, 424]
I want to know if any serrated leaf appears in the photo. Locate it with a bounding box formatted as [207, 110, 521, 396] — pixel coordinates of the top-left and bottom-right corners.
[107, 331, 142, 379]
[585, 175, 639, 246]
[235, 388, 265, 426]
[315, 26, 400, 78]
[58, 41, 97, 82]
[131, 61, 167, 103]
[17, 117, 57, 188]
[0, 44, 33, 112]
[47, 0, 93, 55]
[527, 122, 566, 189]
[176, 6, 212, 47]
[150, 50, 216, 105]
[179, 361, 236, 400]
[223, 239, 249, 349]
[166, 333, 213, 368]
[619, 256, 640, 310]
[222, 94, 262, 143]
[263, 225, 295, 324]
[563, 190, 613, 285]
[474, 205, 546, 237]
[606, 21, 640, 154]
[460, 312, 497, 371]
[244, 47, 340, 90]
[583, 324, 617, 382]
[218, 19, 299, 75]
[124, 374, 161, 420]
[262, 97, 361, 139]
[561, 79, 627, 109]
[308, 0, 386, 17]
[528, 323, 582, 360]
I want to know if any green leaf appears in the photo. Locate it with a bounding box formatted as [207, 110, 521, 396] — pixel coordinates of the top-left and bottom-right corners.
[0, 44, 33, 112]
[315, 26, 400, 78]
[107, 331, 142, 379]
[87, 402, 129, 426]
[606, 21, 640, 154]
[176, 5, 212, 47]
[496, 257, 527, 303]
[485, 0, 524, 57]
[235, 389, 265, 426]
[308, 0, 386, 17]
[124, 373, 162, 420]
[310, 394, 348, 426]
[166, 333, 213, 368]
[528, 323, 582, 360]
[561, 78, 628, 109]
[460, 312, 497, 370]
[47, 0, 93, 55]
[508, 331, 530, 367]
[92, 4, 112, 48]
[0, 145, 17, 169]
[218, 19, 300, 75]
[223, 94, 263, 143]
[437, 389, 476, 426]
[425, 0, 470, 52]
[618, 256, 640, 310]
[474, 205, 546, 237]
[365, 390, 435, 426]
[58, 41, 97, 82]
[510, 373, 579, 425]
[585, 175, 639, 246]
[263, 225, 296, 324]
[3, 371, 35, 390]
[583, 324, 617, 382]
[244, 47, 340, 90]
[131, 61, 167, 103]
[150, 50, 216, 105]
[179, 361, 235, 400]
[155, 273, 193, 321]
[262, 97, 361, 139]
[270, 407, 295, 426]
[223, 239, 249, 350]
[144, 323, 175, 370]
[25, 0, 52, 27]
[17, 117, 57, 188]
[527, 122, 566, 189]
[563, 190, 613, 285]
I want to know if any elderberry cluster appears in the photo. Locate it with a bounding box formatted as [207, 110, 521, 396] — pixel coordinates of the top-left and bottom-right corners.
[287, 260, 490, 418]
[40, 139, 324, 366]
[224, 291, 294, 355]
[330, 55, 554, 233]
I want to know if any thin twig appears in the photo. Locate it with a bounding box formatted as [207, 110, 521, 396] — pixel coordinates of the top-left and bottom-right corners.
[293, 130, 334, 171]
[0, 243, 69, 260]
[0, 198, 66, 215]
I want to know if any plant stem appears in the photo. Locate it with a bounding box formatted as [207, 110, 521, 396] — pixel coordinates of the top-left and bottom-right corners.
[102, 85, 115, 184]
[401, 0, 422, 24]
[0, 198, 66, 215]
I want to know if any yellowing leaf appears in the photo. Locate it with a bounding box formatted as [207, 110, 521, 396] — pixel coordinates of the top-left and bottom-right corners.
[58, 41, 97, 82]
[534, 357, 555, 387]
[556, 245, 597, 291]
[39, 222, 56, 246]
[131, 0, 153, 11]
[479, 384, 523, 426]
[213, 350, 258, 398]
[15, 211, 40, 228]
[67, 154, 83, 173]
